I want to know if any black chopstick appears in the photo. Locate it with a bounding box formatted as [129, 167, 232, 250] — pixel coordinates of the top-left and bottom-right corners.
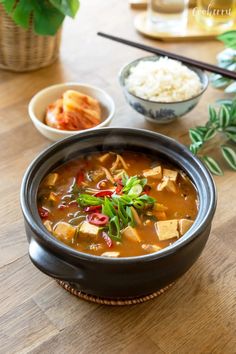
[97, 32, 236, 80]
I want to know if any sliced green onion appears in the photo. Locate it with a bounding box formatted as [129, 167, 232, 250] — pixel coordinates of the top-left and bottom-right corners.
[102, 197, 116, 218]
[128, 183, 142, 196]
[133, 200, 144, 209]
[108, 215, 121, 240]
[77, 194, 103, 206]
[126, 206, 135, 227]
[117, 200, 129, 227]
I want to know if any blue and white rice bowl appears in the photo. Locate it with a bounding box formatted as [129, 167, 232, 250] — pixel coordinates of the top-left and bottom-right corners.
[119, 56, 209, 124]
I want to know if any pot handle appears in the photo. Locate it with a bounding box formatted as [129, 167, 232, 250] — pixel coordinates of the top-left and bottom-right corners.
[29, 239, 84, 282]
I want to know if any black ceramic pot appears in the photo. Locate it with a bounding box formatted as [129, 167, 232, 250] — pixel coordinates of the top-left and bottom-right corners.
[20, 128, 216, 299]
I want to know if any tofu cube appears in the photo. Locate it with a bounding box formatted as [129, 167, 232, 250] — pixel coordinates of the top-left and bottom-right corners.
[155, 220, 179, 241]
[163, 168, 178, 182]
[101, 251, 120, 258]
[130, 206, 141, 225]
[142, 244, 161, 253]
[121, 226, 141, 242]
[178, 219, 194, 236]
[143, 166, 162, 179]
[79, 221, 100, 237]
[157, 179, 177, 193]
[44, 173, 59, 187]
[54, 222, 76, 241]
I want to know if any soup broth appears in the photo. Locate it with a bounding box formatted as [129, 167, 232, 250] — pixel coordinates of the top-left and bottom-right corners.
[37, 151, 198, 258]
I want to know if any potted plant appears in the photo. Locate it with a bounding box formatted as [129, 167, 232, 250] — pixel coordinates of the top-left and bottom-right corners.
[0, 0, 80, 72]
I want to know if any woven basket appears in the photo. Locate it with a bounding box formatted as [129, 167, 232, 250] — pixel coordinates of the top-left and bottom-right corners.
[0, 5, 62, 72]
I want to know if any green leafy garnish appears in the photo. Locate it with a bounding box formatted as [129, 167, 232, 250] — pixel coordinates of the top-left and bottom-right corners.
[102, 197, 116, 218]
[117, 201, 129, 226]
[122, 176, 147, 193]
[126, 206, 135, 227]
[128, 183, 143, 196]
[76, 174, 156, 239]
[77, 194, 103, 207]
[108, 216, 121, 241]
[138, 194, 156, 204]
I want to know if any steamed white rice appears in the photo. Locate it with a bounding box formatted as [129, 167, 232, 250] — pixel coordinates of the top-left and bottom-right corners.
[125, 57, 202, 102]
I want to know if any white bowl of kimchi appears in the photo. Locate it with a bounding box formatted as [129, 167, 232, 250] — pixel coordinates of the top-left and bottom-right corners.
[28, 83, 115, 141]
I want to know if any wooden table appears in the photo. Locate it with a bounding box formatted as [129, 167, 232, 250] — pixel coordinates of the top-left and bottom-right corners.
[1, 1, 235, 353]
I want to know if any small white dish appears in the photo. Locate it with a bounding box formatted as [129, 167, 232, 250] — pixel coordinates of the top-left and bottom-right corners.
[28, 82, 115, 141]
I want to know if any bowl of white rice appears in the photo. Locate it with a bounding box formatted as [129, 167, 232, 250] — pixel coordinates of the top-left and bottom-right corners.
[119, 56, 208, 124]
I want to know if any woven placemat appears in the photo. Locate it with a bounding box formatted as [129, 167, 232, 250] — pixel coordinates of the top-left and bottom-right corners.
[56, 279, 174, 306]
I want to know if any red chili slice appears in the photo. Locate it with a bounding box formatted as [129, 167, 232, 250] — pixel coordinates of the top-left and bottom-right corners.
[38, 207, 49, 219]
[76, 170, 84, 185]
[102, 231, 113, 248]
[84, 205, 102, 212]
[87, 213, 109, 226]
[94, 190, 113, 198]
[115, 184, 123, 194]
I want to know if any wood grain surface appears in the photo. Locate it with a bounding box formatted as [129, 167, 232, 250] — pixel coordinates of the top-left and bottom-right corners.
[0, 1, 235, 353]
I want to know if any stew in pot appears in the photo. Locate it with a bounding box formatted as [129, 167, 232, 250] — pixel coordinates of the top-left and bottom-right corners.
[37, 151, 198, 258]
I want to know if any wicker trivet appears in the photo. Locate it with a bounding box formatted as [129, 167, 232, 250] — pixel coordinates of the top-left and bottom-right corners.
[56, 280, 174, 306]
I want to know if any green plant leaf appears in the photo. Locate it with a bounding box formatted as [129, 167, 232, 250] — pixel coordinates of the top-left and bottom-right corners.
[216, 99, 233, 106]
[225, 81, 236, 93]
[11, 0, 33, 29]
[204, 128, 217, 141]
[221, 145, 236, 170]
[218, 105, 231, 128]
[196, 126, 208, 134]
[0, 0, 16, 13]
[225, 126, 236, 142]
[189, 128, 203, 144]
[225, 126, 236, 133]
[49, 0, 79, 18]
[227, 62, 236, 70]
[202, 156, 223, 176]
[218, 31, 236, 50]
[33, 1, 65, 35]
[210, 75, 230, 88]
[226, 132, 236, 142]
[0, 0, 79, 35]
[189, 142, 203, 155]
[217, 48, 236, 62]
[208, 105, 217, 123]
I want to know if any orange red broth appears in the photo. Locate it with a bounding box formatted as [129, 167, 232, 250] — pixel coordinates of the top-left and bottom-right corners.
[37, 151, 198, 257]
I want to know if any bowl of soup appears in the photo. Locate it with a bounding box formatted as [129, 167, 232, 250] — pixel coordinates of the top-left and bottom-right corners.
[20, 128, 216, 299]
